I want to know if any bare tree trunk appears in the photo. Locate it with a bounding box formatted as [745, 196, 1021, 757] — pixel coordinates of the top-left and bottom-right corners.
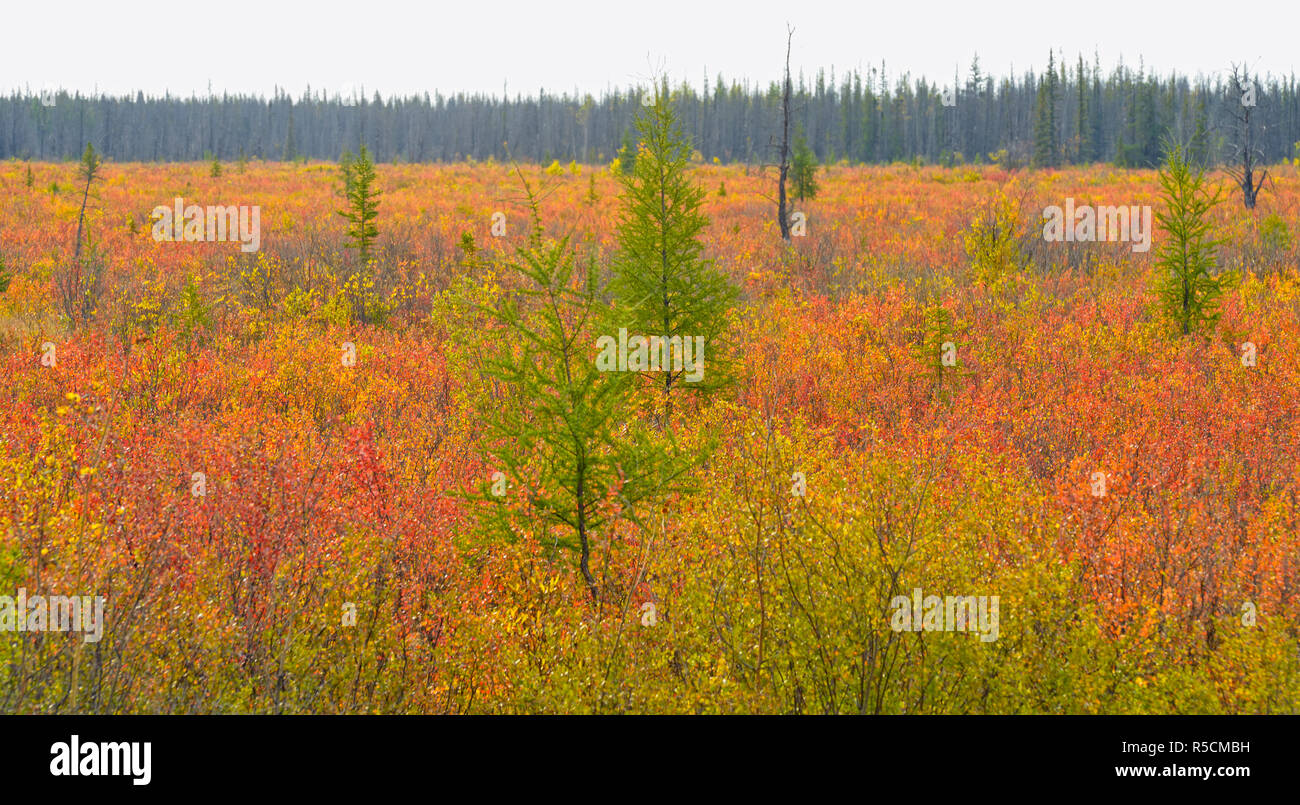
[1227, 65, 1269, 209]
[75, 174, 92, 264]
[778, 27, 793, 240]
[575, 467, 599, 602]
[63, 147, 101, 327]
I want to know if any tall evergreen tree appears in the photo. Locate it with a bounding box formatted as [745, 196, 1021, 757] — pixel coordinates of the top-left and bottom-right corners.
[613, 86, 737, 424]
[1135, 76, 1160, 165]
[283, 109, 297, 161]
[338, 145, 380, 267]
[1090, 52, 1105, 159]
[1189, 97, 1210, 168]
[791, 127, 819, 201]
[1154, 143, 1234, 336]
[1032, 52, 1060, 167]
[483, 177, 680, 601]
[1075, 55, 1092, 162]
[618, 127, 637, 174]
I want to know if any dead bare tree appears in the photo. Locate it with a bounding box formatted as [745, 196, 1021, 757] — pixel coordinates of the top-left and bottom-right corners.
[56, 143, 104, 327]
[73, 143, 101, 264]
[776, 26, 793, 240]
[1225, 64, 1268, 209]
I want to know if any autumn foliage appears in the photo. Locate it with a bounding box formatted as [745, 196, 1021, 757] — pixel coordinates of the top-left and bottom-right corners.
[1, 157, 1298, 713]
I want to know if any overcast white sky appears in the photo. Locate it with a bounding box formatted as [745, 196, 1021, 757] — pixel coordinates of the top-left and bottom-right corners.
[3, 0, 1296, 98]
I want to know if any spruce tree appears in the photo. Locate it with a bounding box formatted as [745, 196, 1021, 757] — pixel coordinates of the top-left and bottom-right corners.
[612, 86, 737, 424]
[791, 129, 819, 201]
[1032, 52, 1059, 168]
[1189, 98, 1210, 169]
[1075, 55, 1091, 162]
[1089, 55, 1105, 160]
[618, 128, 637, 174]
[482, 175, 681, 602]
[1135, 79, 1159, 165]
[338, 145, 380, 267]
[1154, 143, 1234, 336]
[283, 110, 297, 161]
[339, 149, 357, 197]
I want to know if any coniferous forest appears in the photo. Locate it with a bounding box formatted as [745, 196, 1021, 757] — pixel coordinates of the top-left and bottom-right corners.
[4, 55, 1298, 167]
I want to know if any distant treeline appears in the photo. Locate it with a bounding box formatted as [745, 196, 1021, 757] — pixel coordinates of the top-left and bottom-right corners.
[3, 55, 1298, 167]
